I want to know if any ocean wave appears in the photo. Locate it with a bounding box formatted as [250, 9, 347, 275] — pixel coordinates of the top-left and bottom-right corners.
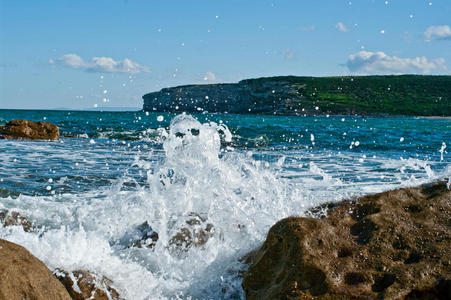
[0, 112, 449, 299]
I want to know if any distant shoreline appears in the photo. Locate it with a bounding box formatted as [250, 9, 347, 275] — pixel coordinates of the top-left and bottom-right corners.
[0, 108, 141, 112]
[0, 108, 450, 119]
[416, 116, 451, 120]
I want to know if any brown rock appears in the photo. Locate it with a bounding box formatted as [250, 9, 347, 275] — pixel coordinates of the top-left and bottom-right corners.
[54, 269, 121, 300]
[0, 119, 59, 140]
[130, 221, 159, 249]
[0, 209, 33, 232]
[169, 213, 215, 251]
[242, 180, 451, 299]
[405, 278, 451, 300]
[0, 239, 71, 300]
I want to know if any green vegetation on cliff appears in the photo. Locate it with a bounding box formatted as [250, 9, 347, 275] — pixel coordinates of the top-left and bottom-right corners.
[143, 75, 451, 116]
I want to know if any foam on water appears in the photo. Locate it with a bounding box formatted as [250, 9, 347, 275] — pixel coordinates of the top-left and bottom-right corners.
[0, 115, 307, 299]
[0, 114, 449, 299]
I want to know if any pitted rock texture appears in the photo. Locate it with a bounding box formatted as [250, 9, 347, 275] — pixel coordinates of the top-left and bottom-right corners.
[242, 181, 451, 299]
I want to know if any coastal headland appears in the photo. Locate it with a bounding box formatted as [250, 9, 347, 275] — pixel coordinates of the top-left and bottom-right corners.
[143, 75, 451, 117]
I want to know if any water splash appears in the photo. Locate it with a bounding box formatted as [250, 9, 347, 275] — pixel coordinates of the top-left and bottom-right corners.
[0, 113, 449, 299]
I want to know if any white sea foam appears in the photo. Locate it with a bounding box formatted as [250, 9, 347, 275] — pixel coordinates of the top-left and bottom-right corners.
[0, 115, 303, 299]
[0, 114, 449, 299]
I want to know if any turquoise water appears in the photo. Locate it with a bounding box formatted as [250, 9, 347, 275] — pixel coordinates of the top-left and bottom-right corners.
[0, 109, 450, 299]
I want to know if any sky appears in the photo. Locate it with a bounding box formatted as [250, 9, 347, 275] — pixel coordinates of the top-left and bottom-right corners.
[0, 0, 450, 110]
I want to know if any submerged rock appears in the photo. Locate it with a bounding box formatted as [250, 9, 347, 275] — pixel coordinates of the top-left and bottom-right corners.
[126, 214, 215, 251]
[130, 221, 159, 248]
[169, 212, 215, 251]
[54, 269, 121, 300]
[0, 239, 71, 300]
[116, 221, 159, 249]
[0, 209, 33, 232]
[0, 119, 59, 140]
[242, 180, 451, 299]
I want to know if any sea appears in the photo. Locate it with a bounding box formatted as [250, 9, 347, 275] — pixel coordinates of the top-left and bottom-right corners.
[0, 109, 450, 299]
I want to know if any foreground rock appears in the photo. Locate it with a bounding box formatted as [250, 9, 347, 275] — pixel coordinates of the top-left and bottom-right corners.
[0, 239, 71, 300]
[54, 269, 121, 300]
[242, 181, 451, 299]
[0, 119, 59, 140]
[1, 213, 121, 299]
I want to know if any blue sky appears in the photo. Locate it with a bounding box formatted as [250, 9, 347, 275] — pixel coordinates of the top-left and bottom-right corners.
[1, 0, 450, 109]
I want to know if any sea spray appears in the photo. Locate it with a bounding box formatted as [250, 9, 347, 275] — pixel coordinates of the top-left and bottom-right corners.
[138, 114, 306, 297]
[0, 113, 449, 299]
[0, 115, 311, 299]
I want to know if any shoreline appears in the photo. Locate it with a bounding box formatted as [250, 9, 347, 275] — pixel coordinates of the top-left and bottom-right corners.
[416, 116, 451, 120]
[1, 108, 450, 120]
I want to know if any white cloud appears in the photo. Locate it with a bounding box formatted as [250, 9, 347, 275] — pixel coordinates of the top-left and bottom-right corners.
[299, 25, 315, 32]
[424, 25, 451, 42]
[335, 22, 348, 32]
[282, 49, 295, 60]
[203, 71, 217, 82]
[347, 51, 447, 75]
[54, 54, 85, 68]
[50, 54, 149, 74]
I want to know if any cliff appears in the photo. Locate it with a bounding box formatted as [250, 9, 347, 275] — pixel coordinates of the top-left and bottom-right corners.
[143, 75, 451, 116]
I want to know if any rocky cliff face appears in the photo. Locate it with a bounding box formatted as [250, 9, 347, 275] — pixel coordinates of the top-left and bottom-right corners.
[142, 79, 307, 115]
[143, 75, 451, 116]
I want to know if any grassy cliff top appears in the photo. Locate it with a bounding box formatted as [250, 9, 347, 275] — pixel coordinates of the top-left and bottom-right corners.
[241, 75, 451, 116]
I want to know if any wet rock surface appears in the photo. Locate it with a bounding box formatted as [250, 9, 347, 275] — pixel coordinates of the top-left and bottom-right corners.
[169, 212, 215, 251]
[117, 220, 159, 249]
[0, 239, 71, 300]
[242, 180, 451, 299]
[54, 269, 121, 300]
[0, 209, 33, 232]
[0, 119, 59, 140]
[1, 213, 121, 299]
[130, 221, 159, 248]
[127, 213, 215, 251]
